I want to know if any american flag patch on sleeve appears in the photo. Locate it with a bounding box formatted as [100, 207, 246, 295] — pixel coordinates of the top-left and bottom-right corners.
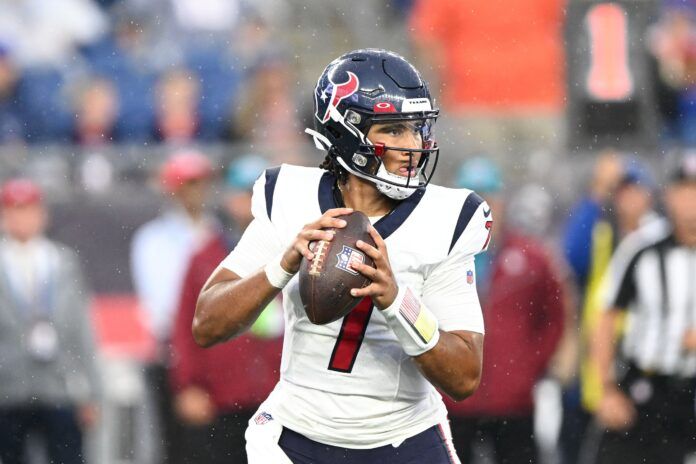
[254, 411, 274, 425]
[399, 288, 437, 344]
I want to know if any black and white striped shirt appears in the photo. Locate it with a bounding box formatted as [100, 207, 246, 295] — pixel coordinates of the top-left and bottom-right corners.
[604, 219, 696, 377]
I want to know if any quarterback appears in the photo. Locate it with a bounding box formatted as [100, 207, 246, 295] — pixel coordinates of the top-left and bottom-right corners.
[193, 49, 492, 463]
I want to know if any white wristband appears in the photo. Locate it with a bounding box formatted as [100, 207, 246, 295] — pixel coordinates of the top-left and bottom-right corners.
[382, 286, 440, 357]
[264, 253, 294, 289]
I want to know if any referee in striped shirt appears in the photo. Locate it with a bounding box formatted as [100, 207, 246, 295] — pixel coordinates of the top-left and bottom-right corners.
[591, 154, 696, 463]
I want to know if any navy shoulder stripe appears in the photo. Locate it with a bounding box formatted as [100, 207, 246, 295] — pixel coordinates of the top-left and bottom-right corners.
[264, 166, 281, 219]
[449, 192, 484, 254]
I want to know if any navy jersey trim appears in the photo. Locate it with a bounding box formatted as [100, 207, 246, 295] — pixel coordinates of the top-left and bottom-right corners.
[317, 171, 426, 240]
[318, 171, 336, 213]
[374, 188, 425, 239]
[264, 166, 281, 219]
[449, 192, 484, 254]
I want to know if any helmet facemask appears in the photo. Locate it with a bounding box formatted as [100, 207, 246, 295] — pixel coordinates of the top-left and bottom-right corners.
[307, 110, 439, 200]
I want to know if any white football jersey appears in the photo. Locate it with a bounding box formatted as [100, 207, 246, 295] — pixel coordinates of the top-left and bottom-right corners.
[221, 164, 491, 448]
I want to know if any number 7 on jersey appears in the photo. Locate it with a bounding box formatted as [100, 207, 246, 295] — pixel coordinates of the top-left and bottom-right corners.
[328, 297, 374, 373]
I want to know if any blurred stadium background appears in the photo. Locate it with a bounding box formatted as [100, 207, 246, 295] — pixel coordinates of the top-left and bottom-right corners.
[1, 0, 695, 462]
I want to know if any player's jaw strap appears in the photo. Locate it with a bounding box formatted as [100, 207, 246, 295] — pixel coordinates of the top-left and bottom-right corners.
[305, 128, 332, 151]
[382, 286, 439, 356]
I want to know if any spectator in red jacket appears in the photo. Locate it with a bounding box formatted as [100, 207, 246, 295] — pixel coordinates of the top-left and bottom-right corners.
[169, 154, 283, 464]
[446, 158, 566, 463]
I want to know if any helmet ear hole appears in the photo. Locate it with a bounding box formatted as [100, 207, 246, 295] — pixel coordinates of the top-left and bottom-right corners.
[327, 126, 342, 139]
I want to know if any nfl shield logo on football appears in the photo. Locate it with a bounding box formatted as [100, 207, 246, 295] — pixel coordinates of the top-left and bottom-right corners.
[254, 412, 273, 425]
[336, 245, 364, 276]
[466, 270, 474, 284]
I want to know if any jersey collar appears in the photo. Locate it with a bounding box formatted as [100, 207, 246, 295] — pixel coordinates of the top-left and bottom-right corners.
[318, 171, 425, 239]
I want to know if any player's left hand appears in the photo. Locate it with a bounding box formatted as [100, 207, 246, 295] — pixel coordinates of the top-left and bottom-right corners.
[350, 226, 398, 310]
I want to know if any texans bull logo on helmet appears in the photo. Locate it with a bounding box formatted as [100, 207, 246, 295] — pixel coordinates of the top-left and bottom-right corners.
[316, 71, 360, 123]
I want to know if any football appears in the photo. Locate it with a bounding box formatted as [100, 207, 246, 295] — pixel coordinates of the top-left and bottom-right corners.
[299, 211, 376, 325]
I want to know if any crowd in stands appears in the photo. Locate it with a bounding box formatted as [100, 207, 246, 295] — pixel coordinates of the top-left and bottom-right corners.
[0, 0, 284, 146]
[0, 0, 415, 150]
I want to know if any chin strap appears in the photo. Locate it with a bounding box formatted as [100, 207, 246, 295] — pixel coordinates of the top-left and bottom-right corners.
[374, 164, 420, 200]
[335, 151, 419, 200]
[335, 156, 375, 182]
[305, 128, 332, 151]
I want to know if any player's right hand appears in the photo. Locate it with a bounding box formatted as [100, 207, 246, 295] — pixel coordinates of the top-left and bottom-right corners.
[281, 208, 353, 274]
[596, 385, 636, 430]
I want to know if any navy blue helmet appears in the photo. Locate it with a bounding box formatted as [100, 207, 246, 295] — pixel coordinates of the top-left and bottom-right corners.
[306, 49, 439, 200]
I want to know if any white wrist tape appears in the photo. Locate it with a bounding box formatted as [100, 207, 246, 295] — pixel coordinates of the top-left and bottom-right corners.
[382, 286, 440, 357]
[264, 253, 294, 289]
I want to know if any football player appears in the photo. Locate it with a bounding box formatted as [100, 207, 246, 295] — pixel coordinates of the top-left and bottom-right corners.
[193, 49, 492, 463]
